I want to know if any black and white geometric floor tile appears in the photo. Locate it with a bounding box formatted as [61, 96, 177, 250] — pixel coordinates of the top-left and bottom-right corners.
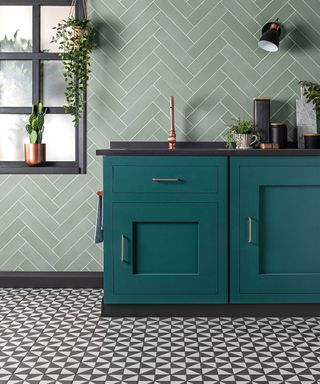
[0, 289, 320, 384]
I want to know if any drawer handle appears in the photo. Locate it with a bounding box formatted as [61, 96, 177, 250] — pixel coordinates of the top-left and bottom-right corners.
[121, 234, 125, 262]
[152, 178, 180, 182]
[248, 217, 253, 244]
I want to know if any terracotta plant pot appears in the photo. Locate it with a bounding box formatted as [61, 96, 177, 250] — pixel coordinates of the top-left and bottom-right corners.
[24, 144, 46, 166]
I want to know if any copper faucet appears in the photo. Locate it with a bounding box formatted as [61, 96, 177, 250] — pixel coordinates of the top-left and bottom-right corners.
[168, 96, 176, 149]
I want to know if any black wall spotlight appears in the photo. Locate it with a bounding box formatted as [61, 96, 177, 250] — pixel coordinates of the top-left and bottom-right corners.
[258, 18, 281, 52]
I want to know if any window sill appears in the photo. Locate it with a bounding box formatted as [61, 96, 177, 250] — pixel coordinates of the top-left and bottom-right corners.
[0, 161, 82, 174]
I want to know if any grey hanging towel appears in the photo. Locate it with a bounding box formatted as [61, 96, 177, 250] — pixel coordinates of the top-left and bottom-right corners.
[95, 193, 103, 243]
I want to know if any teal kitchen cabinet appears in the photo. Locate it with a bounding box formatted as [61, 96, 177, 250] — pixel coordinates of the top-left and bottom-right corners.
[230, 157, 320, 303]
[103, 157, 228, 304]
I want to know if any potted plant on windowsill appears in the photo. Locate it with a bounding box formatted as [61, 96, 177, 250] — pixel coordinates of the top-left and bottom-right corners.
[225, 117, 259, 149]
[24, 103, 47, 166]
[51, 0, 95, 126]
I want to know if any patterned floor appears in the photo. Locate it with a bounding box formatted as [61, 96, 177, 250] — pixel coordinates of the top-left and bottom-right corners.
[0, 289, 320, 383]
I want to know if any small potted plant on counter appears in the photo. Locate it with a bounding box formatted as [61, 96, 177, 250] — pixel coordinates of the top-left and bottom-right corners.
[24, 102, 47, 166]
[225, 117, 259, 149]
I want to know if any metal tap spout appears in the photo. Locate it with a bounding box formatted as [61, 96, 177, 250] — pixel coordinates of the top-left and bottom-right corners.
[168, 96, 176, 149]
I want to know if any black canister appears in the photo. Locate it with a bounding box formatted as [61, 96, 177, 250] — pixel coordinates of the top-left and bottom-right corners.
[304, 134, 320, 149]
[253, 97, 271, 143]
[271, 123, 287, 148]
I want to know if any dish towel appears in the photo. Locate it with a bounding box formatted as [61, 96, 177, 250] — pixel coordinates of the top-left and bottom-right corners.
[95, 194, 103, 243]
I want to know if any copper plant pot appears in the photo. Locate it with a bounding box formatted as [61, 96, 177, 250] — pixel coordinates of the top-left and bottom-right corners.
[24, 144, 46, 166]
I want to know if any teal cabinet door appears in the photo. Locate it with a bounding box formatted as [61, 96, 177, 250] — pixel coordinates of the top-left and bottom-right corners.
[230, 157, 320, 303]
[105, 202, 227, 304]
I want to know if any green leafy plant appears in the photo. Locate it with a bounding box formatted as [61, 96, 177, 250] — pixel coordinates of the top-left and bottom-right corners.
[51, 16, 95, 126]
[225, 117, 256, 149]
[0, 31, 32, 106]
[25, 103, 47, 144]
[0, 30, 32, 52]
[299, 81, 320, 117]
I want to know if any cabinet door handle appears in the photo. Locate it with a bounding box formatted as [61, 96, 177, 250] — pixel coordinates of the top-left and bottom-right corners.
[121, 234, 125, 262]
[248, 217, 253, 244]
[152, 178, 180, 182]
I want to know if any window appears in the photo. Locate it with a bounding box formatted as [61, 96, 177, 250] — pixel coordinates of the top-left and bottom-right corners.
[0, 0, 86, 174]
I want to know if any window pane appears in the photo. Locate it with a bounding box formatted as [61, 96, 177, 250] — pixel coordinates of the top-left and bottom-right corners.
[41, 61, 66, 106]
[41, 6, 73, 52]
[0, 61, 32, 106]
[0, 114, 76, 162]
[0, 115, 25, 161]
[43, 114, 75, 161]
[0, 6, 32, 52]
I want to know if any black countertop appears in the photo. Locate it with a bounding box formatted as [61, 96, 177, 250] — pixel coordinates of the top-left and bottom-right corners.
[96, 142, 320, 157]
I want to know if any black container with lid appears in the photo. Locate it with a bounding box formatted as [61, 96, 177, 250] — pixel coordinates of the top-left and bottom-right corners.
[304, 134, 320, 149]
[271, 123, 287, 148]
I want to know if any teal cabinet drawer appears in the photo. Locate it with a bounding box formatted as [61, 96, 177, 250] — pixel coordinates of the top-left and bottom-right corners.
[105, 157, 226, 195]
[113, 165, 218, 193]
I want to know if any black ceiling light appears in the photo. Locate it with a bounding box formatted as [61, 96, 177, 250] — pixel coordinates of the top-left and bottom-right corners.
[258, 18, 281, 52]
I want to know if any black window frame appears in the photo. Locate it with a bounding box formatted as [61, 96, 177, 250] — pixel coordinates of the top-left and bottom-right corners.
[0, 0, 86, 174]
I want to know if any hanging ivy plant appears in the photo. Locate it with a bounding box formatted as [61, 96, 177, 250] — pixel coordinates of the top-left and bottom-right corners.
[52, 2, 95, 126]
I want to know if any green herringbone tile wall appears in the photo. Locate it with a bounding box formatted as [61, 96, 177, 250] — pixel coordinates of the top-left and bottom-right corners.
[89, 0, 320, 143]
[0, 0, 319, 271]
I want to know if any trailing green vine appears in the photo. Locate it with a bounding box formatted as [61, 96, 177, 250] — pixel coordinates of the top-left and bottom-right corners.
[52, 16, 95, 126]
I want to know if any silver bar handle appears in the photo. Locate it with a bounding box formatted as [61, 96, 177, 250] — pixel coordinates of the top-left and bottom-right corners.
[152, 178, 180, 182]
[248, 217, 252, 244]
[121, 235, 125, 262]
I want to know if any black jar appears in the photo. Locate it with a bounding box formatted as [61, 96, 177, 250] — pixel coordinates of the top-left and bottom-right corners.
[271, 123, 287, 148]
[304, 134, 320, 149]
